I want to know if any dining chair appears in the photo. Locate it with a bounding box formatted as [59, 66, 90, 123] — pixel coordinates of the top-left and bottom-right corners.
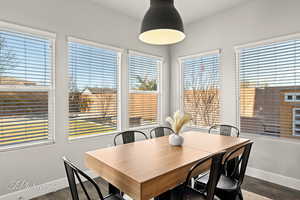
[195, 142, 253, 200]
[209, 124, 240, 177]
[63, 157, 124, 200]
[170, 151, 226, 200]
[209, 124, 240, 137]
[150, 126, 175, 138]
[113, 130, 148, 146]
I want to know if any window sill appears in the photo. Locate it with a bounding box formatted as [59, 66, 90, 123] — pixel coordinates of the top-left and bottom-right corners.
[240, 132, 300, 144]
[128, 124, 159, 132]
[0, 140, 55, 152]
[68, 130, 120, 142]
[183, 126, 210, 133]
[68, 124, 162, 143]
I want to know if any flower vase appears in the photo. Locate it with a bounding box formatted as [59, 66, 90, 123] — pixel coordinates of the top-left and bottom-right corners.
[169, 133, 184, 146]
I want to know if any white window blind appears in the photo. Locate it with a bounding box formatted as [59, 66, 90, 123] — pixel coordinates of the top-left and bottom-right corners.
[128, 53, 161, 128]
[238, 39, 300, 137]
[181, 52, 220, 128]
[68, 39, 120, 139]
[0, 30, 54, 148]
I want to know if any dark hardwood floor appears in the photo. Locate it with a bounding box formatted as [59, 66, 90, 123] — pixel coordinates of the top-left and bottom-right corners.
[242, 176, 300, 200]
[32, 176, 300, 200]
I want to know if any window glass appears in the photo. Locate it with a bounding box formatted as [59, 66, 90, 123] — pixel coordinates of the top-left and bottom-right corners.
[68, 40, 120, 139]
[239, 39, 300, 137]
[181, 53, 220, 128]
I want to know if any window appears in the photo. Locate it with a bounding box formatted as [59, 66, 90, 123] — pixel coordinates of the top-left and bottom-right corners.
[128, 52, 161, 128]
[284, 93, 300, 102]
[0, 25, 55, 148]
[180, 50, 220, 128]
[68, 38, 121, 139]
[237, 37, 300, 137]
[293, 108, 300, 136]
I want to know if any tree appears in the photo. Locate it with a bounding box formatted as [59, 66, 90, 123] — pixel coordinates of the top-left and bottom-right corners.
[189, 83, 219, 127]
[0, 36, 15, 75]
[185, 66, 219, 127]
[136, 75, 157, 91]
[69, 90, 91, 113]
[97, 88, 115, 124]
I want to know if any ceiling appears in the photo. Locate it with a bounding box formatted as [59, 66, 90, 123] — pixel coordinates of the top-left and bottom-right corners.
[90, 0, 249, 24]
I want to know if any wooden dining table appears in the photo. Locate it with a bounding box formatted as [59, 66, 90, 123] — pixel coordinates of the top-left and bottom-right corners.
[85, 131, 250, 200]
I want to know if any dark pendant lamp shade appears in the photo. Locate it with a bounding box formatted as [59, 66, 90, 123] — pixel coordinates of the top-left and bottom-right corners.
[139, 0, 185, 45]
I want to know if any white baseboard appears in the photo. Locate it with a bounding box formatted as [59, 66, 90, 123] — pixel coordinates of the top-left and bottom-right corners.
[246, 167, 300, 191]
[0, 170, 98, 200]
[1, 168, 299, 200]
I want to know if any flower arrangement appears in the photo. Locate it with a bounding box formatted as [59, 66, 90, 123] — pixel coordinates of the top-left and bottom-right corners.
[166, 111, 192, 134]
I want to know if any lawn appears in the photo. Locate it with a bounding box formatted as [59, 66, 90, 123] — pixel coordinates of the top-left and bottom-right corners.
[0, 118, 115, 146]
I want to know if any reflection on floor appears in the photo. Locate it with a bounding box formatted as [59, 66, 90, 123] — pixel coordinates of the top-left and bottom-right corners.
[32, 176, 300, 200]
[242, 176, 300, 200]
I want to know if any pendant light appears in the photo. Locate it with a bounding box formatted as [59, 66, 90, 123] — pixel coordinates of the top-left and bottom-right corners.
[139, 0, 185, 45]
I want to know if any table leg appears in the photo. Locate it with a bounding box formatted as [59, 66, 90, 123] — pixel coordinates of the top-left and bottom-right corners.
[154, 190, 171, 200]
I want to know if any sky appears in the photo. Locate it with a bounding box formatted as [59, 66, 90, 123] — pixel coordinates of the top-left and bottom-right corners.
[240, 39, 300, 87]
[0, 31, 51, 86]
[1, 30, 300, 91]
[0, 30, 160, 91]
[182, 54, 220, 90]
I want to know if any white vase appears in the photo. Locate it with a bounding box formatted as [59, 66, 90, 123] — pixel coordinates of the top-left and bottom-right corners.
[169, 134, 184, 146]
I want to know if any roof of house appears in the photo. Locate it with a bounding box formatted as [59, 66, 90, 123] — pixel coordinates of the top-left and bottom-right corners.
[0, 76, 36, 85]
[83, 87, 117, 94]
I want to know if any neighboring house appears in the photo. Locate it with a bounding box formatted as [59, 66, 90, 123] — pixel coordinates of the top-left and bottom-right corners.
[79, 87, 158, 126]
[0, 76, 36, 85]
[0, 76, 48, 117]
[240, 86, 300, 137]
[183, 89, 219, 127]
[75, 88, 117, 119]
[279, 89, 300, 136]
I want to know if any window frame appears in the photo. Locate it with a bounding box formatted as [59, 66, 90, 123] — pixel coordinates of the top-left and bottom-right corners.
[67, 37, 123, 140]
[235, 33, 300, 137]
[127, 50, 163, 130]
[284, 93, 300, 102]
[293, 108, 300, 136]
[0, 21, 56, 151]
[178, 49, 221, 129]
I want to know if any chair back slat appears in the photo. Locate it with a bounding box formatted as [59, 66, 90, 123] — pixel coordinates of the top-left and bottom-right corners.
[150, 127, 174, 138]
[75, 172, 92, 200]
[185, 152, 226, 200]
[237, 142, 253, 186]
[64, 161, 80, 200]
[114, 130, 148, 146]
[122, 131, 135, 144]
[209, 124, 240, 137]
[63, 157, 104, 200]
[224, 142, 253, 187]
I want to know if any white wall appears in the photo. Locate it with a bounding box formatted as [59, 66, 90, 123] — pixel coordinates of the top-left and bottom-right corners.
[170, 0, 300, 186]
[0, 0, 169, 197]
[1, 0, 300, 197]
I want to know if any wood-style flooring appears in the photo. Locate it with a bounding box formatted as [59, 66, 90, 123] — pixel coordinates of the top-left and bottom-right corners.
[32, 176, 300, 200]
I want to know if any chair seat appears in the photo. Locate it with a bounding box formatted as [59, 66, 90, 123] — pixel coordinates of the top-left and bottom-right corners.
[171, 185, 220, 200]
[104, 194, 125, 200]
[196, 173, 238, 191]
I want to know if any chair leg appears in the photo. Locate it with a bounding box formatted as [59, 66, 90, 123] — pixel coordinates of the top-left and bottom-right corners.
[216, 190, 237, 200]
[108, 183, 120, 195]
[238, 189, 243, 200]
